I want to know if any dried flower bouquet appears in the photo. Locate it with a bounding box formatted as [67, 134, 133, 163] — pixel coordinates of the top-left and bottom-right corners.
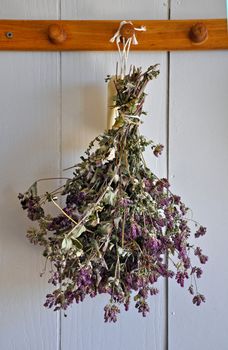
[19, 64, 207, 322]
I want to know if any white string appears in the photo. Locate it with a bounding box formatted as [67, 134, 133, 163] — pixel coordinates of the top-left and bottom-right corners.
[110, 21, 146, 78]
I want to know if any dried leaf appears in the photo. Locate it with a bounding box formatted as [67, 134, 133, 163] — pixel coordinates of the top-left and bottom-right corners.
[71, 225, 86, 239]
[61, 237, 72, 251]
[103, 188, 116, 206]
[28, 182, 37, 196]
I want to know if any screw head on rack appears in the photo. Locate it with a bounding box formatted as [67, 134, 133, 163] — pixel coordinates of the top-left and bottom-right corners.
[48, 24, 67, 44]
[189, 22, 208, 44]
[5, 31, 13, 39]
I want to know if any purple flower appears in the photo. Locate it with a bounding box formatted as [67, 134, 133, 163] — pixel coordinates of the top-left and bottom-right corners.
[135, 300, 150, 317]
[143, 178, 153, 192]
[44, 293, 56, 309]
[199, 255, 208, 264]
[153, 144, 164, 157]
[150, 287, 159, 295]
[180, 203, 188, 215]
[182, 256, 191, 269]
[27, 205, 44, 221]
[194, 247, 208, 264]
[48, 215, 72, 232]
[195, 226, 207, 238]
[159, 197, 170, 207]
[129, 222, 142, 239]
[66, 191, 85, 207]
[179, 220, 190, 233]
[139, 288, 149, 298]
[194, 247, 202, 256]
[77, 268, 92, 288]
[155, 218, 165, 228]
[176, 271, 189, 287]
[191, 267, 203, 278]
[18, 193, 44, 221]
[193, 294, 206, 306]
[64, 290, 76, 306]
[48, 271, 61, 286]
[104, 304, 120, 323]
[124, 296, 130, 311]
[119, 198, 132, 207]
[155, 178, 170, 192]
[125, 274, 145, 290]
[147, 237, 161, 251]
[130, 223, 137, 239]
[188, 285, 194, 295]
[75, 291, 86, 304]
[149, 272, 158, 284]
[173, 195, 181, 205]
[156, 263, 173, 278]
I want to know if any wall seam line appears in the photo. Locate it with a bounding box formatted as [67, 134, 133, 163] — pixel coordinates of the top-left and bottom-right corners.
[165, 1, 171, 350]
[57, 0, 62, 349]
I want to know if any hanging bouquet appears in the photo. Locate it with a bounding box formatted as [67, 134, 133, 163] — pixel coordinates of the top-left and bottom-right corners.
[18, 64, 207, 323]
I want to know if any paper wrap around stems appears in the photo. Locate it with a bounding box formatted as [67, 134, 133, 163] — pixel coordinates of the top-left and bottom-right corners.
[107, 76, 141, 129]
[107, 75, 118, 129]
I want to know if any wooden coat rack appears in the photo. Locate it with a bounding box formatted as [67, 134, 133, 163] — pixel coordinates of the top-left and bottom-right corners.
[0, 19, 227, 51]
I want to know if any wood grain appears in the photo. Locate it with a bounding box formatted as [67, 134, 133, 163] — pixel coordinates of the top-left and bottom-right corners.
[0, 19, 227, 51]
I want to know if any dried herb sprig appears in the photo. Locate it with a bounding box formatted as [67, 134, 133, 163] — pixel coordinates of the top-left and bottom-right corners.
[19, 65, 207, 322]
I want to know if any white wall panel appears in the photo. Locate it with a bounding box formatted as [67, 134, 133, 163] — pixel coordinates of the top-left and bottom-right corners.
[171, 0, 226, 19]
[169, 1, 228, 349]
[0, 2, 60, 350]
[61, 0, 169, 20]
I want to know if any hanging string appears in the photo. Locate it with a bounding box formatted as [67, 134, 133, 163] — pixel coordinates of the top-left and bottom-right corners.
[110, 21, 146, 78]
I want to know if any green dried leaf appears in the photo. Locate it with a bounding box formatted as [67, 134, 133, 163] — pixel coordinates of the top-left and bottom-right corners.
[61, 237, 73, 251]
[76, 249, 83, 257]
[28, 181, 37, 196]
[74, 240, 83, 250]
[103, 188, 117, 206]
[99, 223, 113, 235]
[114, 217, 121, 229]
[117, 246, 131, 257]
[113, 174, 119, 183]
[71, 225, 86, 239]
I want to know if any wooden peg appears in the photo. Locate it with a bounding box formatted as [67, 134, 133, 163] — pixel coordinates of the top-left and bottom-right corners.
[48, 24, 67, 44]
[119, 22, 135, 39]
[189, 22, 208, 44]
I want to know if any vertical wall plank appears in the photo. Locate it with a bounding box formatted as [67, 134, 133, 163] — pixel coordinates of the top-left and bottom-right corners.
[0, 2, 60, 349]
[169, 1, 228, 350]
[171, 0, 226, 19]
[60, 1, 169, 349]
[61, 0, 169, 20]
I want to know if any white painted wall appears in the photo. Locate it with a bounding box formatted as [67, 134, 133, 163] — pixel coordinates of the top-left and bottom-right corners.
[168, 2, 228, 350]
[0, 1, 227, 350]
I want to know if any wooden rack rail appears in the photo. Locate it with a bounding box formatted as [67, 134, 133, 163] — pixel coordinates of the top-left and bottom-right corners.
[0, 19, 227, 51]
